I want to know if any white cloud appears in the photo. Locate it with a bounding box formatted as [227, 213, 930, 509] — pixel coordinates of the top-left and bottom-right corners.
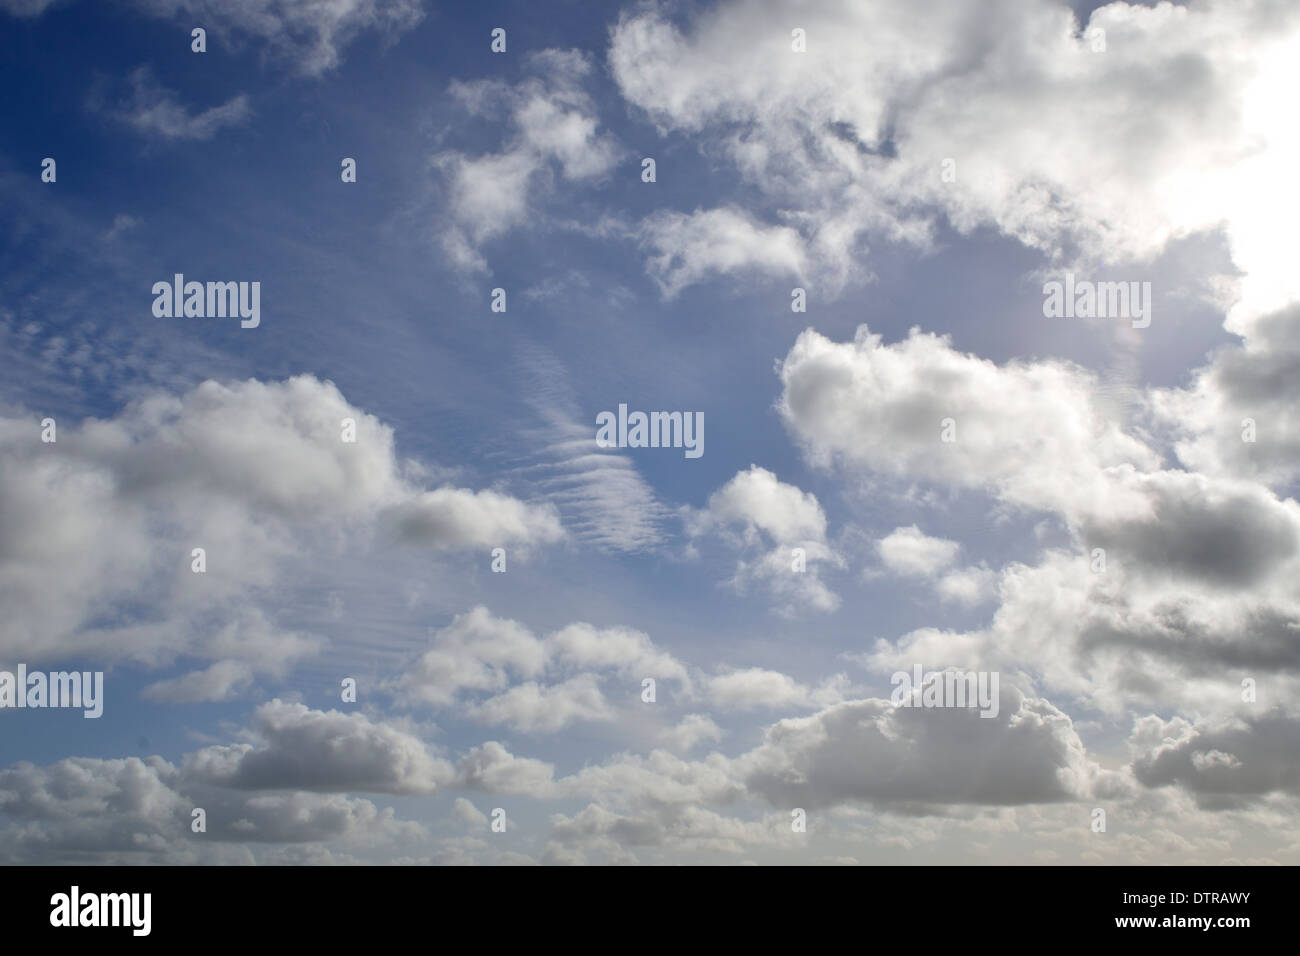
[877, 525, 959, 577]
[548, 622, 689, 686]
[454, 741, 557, 795]
[738, 690, 1096, 809]
[707, 667, 849, 712]
[395, 607, 547, 709]
[657, 714, 725, 753]
[387, 487, 562, 551]
[469, 675, 612, 733]
[394, 607, 689, 730]
[875, 527, 995, 606]
[690, 465, 841, 614]
[436, 50, 621, 271]
[702, 464, 827, 544]
[185, 700, 450, 794]
[1152, 304, 1300, 489]
[108, 67, 251, 141]
[779, 325, 1160, 521]
[936, 565, 997, 606]
[133, 0, 425, 76]
[639, 206, 807, 299]
[0, 376, 560, 684]
[142, 659, 254, 704]
[450, 797, 488, 828]
[609, 0, 1300, 319]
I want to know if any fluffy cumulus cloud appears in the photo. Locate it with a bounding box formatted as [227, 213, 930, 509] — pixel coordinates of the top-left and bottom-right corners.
[876, 526, 996, 605]
[388, 486, 564, 550]
[737, 689, 1097, 810]
[607, 0, 1300, 811]
[610, 0, 1300, 314]
[184, 700, 450, 793]
[393, 607, 689, 731]
[777, 318, 1300, 716]
[934, 565, 997, 607]
[435, 49, 622, 271]
[1152, 303, 1300, 488]
[0, 376, 561, 690]
[1130, 709, 1300, 807]
[706, 667, 849, 713]
[689, 465, 842, 614]
[877, 526, 959, 577]
[639, 206, 808, 299]
[453, 741, 557, 796]
[865, 545, 1300, 717]
[778, 325, 1159, 521]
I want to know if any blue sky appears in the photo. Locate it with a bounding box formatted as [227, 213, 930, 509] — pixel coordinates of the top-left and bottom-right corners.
[2, 0, 1298, 865]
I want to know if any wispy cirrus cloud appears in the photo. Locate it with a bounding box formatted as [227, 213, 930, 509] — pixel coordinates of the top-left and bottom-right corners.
[96, 66, 251, 141]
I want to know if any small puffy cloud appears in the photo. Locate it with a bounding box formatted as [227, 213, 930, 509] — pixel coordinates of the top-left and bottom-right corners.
[657, 714, 725, 753]
[702, 465, 827, 545]
[1152, 305, 1300, 487]
[707, 667, 849, 712]
[394, 607, 688, 730]
[185, 700, 449, 794]
[609, 0, 1300, 321]
[0, 755, 236, 863]
[639, 206, 807, 299]
[436, 50, 621, 271]
[779, 326, 1159, 521]
[142, 660, 254, 704]
[690, 466, 841, 615]
[548, 622, 689, 686]
[435, 150, 536, 270]
[936, 566, 998, 606]
[395, 607, 547, 709]
[454, 741, 557, 795]
[468, 675, 613, 733]
[387, 487, 562, 551]
[877, 525, 959, 577]
[450, 797, 488, 828]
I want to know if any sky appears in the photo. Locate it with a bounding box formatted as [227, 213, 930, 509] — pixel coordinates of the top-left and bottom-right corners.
[0, 0, 1298, 865]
